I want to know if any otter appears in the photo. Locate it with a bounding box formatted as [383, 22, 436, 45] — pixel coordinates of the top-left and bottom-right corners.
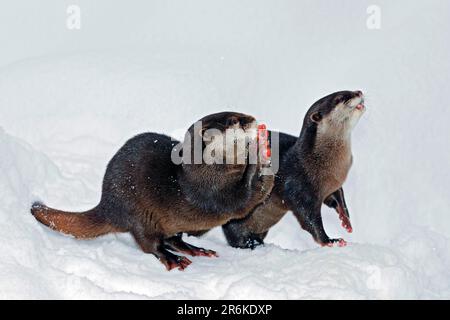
[221, 90, 365, 248]
[31, 112, 274, 271]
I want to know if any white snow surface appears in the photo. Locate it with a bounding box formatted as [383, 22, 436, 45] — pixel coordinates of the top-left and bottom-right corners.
[1, 1, 450, 299]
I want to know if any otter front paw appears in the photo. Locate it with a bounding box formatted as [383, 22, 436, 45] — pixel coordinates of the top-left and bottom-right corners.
[337, 206, 353, 233]
[244, 236, 265, 250]
[228, 235, 264, 250]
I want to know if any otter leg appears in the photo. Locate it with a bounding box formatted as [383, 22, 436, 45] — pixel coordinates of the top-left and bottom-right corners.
[131, 228, 192, 271]
[223, 198, 286, 249]
[223, 219, 266, 249]
[291, 196, 346, 247]
[164, 233, 218, 257]
[324, 188, 352, 233]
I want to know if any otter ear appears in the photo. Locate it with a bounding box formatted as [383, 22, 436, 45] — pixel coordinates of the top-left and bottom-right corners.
[310, 112, 322, 123]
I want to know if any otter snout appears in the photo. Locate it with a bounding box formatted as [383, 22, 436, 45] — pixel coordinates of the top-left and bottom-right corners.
[347, 91, 365, 111]
[354, 91, 365, 111]
[354, 90, 363, 97]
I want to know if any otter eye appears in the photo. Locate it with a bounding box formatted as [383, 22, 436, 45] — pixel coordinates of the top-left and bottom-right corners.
[226, 117, 239, 127]
[334, 95, 344, 104]
[310, 112, 322, 123]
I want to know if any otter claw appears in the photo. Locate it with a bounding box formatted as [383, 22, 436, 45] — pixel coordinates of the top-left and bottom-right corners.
[337, 206, 353, 233]
[341, 222, 353, 233]
[193, 248, 218, 257]
[164, 256, 192, 271]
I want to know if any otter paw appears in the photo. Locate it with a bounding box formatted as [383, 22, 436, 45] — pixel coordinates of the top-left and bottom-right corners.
[341, 221, 353, 233]
[244, 237, 264, 250]
[161, 255, 192, 271]
[190, 248, 218, 258]
[337, 207, 353, 233]
[322, 238, 347, 248]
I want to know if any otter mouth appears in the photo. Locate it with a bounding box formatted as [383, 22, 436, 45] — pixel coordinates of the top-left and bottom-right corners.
[354, 99, 365, 111]
[345, 93, 365, 112]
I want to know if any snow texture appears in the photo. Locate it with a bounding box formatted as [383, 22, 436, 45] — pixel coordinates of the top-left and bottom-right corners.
[0, 0, 449, 299]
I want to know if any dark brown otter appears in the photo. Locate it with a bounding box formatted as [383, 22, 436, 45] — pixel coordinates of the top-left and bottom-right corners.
[222, 91, 365, 248]
[31, 112, 274, 271]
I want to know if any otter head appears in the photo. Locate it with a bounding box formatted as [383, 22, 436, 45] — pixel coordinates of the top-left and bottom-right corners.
[184, 112, 257, 165]
[195, 112, 258, 165]
[305, 90, 365, 139]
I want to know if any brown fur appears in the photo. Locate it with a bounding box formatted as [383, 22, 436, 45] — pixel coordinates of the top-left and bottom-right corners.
[305, 136, 352, 200]
[31, 203, 125, 238]
[31, 112, 273, 271]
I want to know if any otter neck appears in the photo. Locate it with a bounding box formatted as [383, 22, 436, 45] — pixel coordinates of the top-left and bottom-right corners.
[295, 124, 353, 198]
[295, 121, 352, 154]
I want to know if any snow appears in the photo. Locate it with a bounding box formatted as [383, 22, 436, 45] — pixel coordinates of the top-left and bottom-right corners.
[1, 1, 450, 299]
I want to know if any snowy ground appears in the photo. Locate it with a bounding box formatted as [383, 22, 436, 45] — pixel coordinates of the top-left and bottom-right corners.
[1, 1, 450, 299]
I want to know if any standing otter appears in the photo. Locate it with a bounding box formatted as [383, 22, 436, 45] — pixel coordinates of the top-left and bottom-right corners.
[222, 90, 365, 248]
[31, 112, 274, 271]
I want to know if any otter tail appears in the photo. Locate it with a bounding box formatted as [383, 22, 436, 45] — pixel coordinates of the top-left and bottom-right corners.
[31, 202, 122, 239]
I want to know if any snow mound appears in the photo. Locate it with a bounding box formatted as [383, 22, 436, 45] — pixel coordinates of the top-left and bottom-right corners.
[0, 129, 60, 298]
[0, 127, 448, 299]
